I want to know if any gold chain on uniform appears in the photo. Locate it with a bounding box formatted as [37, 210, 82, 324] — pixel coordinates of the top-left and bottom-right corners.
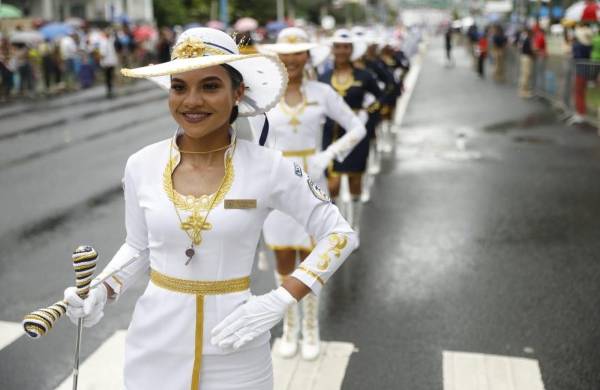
[278, 91, 307, 132]
[331, 71, 354, 97]
[163, 138, 235, 246]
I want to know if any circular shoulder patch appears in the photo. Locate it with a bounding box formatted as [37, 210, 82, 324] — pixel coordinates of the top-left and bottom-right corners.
[307, 176, 330, 202]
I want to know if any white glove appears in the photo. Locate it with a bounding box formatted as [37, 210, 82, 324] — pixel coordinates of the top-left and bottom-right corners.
[307, 149, 334, 178]
[63, 284, 108, 328]
[358, 109, 368, 124]
[210, 287, 297, 350]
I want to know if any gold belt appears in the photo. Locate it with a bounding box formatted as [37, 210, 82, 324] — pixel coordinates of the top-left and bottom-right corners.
[282, 148, 316, 157]
[282, 148, 316, 171]
[150, 269, 250, 390]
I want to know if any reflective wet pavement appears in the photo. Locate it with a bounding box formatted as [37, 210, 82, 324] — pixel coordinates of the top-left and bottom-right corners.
[1, 41, 600, 389]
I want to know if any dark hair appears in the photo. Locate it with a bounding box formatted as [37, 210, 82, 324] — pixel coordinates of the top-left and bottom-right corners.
[221, 64, 243, 123]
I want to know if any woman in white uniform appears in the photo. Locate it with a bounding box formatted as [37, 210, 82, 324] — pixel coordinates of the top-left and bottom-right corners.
[62, 28, 357, 390]
[258, 27, 366, 360]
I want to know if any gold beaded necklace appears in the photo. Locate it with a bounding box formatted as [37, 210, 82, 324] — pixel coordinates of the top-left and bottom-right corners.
[331, 71, 354, 97]
[278, 91, 307, 132]
[164, 137, 236, 265]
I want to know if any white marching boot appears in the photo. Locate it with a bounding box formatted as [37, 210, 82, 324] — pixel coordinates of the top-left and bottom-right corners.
[301, 293, 321, 360]
[367, 140, 381, 175]
[351, 195, 363, 248]
[382, 120, 393, 153]
[275, 272, 300, 358]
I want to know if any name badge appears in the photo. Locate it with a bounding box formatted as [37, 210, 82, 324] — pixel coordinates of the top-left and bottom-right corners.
[224, 199, 257, 209]
[306, 101, 319, 106]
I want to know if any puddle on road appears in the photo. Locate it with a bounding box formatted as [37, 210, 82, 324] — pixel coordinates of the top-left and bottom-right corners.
[513, 135, 556, 145]
[483, 112, 557, 133]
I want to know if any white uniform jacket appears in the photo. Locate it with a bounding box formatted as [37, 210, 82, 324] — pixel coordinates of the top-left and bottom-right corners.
[96, 131, 357, 389]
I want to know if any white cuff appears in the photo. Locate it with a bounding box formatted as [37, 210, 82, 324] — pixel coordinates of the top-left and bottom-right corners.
[290, 267, 324, 296]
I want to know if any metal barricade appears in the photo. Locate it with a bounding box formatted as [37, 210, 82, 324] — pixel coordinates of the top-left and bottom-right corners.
[504, 47, 600, 128]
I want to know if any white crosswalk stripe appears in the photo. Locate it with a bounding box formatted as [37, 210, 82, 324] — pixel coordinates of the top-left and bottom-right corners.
[443, 350, 546, 390]
[0, 320, 24, 350]
[55, 330, 126, 390]
[272, 339, 356, 390]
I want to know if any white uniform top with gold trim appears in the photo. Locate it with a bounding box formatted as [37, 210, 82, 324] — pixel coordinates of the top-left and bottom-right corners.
[96, 129, 357, 389]
[263, 79, 365, 251]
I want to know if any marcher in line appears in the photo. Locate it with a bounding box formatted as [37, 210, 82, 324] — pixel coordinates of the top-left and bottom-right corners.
[258, 27, 366, 360]
[320, 29, 383, 245]
[62, 28, 357, 390]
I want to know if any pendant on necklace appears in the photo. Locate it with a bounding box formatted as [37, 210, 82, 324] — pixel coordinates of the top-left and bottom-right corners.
[289, 117, 300, 128]
[185, 246, 195, 266]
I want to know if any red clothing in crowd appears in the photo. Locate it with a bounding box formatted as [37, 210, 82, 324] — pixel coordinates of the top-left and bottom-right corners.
[582, 1, 599, 22]
[478, 36, 488, 55]
[533, 27, 547, 57]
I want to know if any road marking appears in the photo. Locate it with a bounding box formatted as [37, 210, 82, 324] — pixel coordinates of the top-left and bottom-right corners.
[394, 51, 424, 130]
[0, 320, 23, 350]
[443, 350, 545, 390]
[54, 330, 126, 390]
[272, 339, 356, 390]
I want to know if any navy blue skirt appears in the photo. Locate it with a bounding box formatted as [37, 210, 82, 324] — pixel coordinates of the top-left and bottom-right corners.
[323, 120, 371, 174]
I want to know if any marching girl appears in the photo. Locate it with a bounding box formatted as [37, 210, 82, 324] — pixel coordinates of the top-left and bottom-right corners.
[319, 29, 383, 243]
[380, 39, 411, 146]
[351, 28, 397, 200]
[63, 28, 357, 390]
[258, 27, 366, 360]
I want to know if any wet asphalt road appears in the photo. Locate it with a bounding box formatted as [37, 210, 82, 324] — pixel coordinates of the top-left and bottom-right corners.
[1, 40, 600, 389]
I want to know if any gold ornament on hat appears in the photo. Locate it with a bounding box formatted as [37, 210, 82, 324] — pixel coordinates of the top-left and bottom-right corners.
[283, 34, 300, 43]
[171, 37, 229, 60]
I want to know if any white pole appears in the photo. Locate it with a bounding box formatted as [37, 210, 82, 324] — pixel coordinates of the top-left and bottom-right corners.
[277, 0, 284, 22]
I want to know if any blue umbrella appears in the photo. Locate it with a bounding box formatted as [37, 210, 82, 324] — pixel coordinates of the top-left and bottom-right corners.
[184, 22, 203, 31]
[115, 14, 131, 24]
[39, 23, 74, 40]
[266, 21, 288, 34]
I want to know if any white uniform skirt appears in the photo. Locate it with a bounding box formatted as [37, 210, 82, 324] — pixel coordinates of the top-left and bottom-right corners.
[197, 343, 273, 390]
[124, 343, 272, 390]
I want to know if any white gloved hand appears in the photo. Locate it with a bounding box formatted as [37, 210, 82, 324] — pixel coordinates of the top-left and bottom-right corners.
[64, 284, 108, 328]
[358, 109, 369, 124]
[210, 286, 297, 350]
[307, 149, 334, 178]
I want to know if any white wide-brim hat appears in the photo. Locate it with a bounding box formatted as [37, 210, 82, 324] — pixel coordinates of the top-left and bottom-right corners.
[121, 27, 287, 117]
[258, 27, 318, 54]
[328, 28, 367, 61]
[257, 27, 330, 67]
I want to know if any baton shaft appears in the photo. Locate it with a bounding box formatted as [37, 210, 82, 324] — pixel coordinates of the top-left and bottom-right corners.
[72, 318, 83, 390]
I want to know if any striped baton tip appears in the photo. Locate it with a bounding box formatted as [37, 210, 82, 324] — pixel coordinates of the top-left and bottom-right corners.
[22, 301, 68, 338]
[72, 246, 98, 299]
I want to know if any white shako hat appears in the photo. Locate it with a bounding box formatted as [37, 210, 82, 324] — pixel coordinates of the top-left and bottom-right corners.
[329, 28, 367, 61]
[258, 27, 318, 54]
[121, 27, 287, 117]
